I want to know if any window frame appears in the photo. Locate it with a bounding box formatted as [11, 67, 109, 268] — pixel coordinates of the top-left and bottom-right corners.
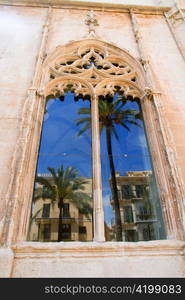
[4, 39, 184, 246]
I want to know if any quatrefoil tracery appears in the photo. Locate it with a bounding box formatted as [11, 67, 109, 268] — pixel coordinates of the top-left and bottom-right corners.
[45, 44, 143, 100]
[49, 47, 137, 83]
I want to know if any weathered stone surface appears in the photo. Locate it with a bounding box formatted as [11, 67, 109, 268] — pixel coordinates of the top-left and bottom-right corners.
[0, 0, 185, 277]
[11, 241, 185, 277]
[0, 5, 47, 242]
[0, 248, 14, 277]
[0, 1, 177, 10]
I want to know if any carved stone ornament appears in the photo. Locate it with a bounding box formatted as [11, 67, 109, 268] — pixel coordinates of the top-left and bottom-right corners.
[43, 40, 145, 101]
[165, 4, 185, 26]
[85, 9, 99, 38]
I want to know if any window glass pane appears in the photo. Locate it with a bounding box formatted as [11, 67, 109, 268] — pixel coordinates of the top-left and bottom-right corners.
[42, 204, 50, 218]
[43, 224, 51, 241]
[124, 206, 134, 223]
[100, 95, 166, 241]
[28, 92, 93, 242]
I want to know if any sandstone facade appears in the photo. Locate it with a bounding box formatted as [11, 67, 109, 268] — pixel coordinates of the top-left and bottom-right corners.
[0, 0, 185, 277]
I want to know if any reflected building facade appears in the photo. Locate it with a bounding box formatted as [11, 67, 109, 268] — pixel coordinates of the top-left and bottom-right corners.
[0, 0, 185, 278]
[29, 175, 93, 242]
[110, 171, 164, 242]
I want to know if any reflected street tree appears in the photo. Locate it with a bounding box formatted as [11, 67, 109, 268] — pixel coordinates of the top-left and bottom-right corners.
[76, 97, 141, 241]
[35, 165, 92, 241]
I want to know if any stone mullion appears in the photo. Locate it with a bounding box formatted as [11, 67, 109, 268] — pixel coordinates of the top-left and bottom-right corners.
[129, 9, 185, 240]
[91, 94, 105, 242]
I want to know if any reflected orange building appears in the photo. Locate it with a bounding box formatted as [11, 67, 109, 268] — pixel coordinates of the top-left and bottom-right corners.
[110, 171, 163, 241]
[29, 175, 93, 242]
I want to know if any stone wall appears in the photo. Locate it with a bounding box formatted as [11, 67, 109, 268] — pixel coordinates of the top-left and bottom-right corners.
[10, 241, 185, 277]
[0, 0, 184, 277]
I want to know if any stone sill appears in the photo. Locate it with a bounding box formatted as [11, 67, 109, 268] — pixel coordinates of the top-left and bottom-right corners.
[12, 240, 185, 258]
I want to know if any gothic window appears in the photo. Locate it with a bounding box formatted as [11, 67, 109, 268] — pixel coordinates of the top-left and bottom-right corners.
[28, 41, 166, 243]
[28, 92, 93, 242]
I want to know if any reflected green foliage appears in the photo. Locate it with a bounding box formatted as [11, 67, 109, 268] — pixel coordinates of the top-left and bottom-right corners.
[27, 207, 43, 240]
[35, 165, 92, 241]
[76, 97, 141, 241]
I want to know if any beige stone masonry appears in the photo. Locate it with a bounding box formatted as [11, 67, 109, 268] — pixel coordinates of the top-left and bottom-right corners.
[9, 240, 185, 277]
[0, 0, 182, 13]
[0, 0, 185, 278]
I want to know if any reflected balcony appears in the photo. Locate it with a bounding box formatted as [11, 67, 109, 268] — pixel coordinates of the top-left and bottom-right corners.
[136, 213, 157, 224]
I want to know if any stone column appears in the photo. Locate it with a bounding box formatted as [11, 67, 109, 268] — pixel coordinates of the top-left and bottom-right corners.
[91, 94, 105, 242]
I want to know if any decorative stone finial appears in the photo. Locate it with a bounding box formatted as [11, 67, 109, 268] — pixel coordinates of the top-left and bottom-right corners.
[85, 9, 99, 38]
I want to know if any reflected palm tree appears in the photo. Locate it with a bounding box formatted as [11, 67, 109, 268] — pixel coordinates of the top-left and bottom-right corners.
[27, 207, 42, 240]
[76, 97, 141, 241]
[35, 165, 92, 241]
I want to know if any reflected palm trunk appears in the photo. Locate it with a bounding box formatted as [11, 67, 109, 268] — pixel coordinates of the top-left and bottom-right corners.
[106, 126, 123, 241]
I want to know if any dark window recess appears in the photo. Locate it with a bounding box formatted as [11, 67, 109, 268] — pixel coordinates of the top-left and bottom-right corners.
[63, 203, 70, 218]
[138, 206, 152, 220]
[143, 225, 155, 241]
[135, 185, 144, 198]
[43, 224, 51, 240]
[124, 206, 134, 223]
[61, 224, 71, 239]
[79, 226, 87, 234]
[42, 204, 50, 218]
[125, 230, 138, 242]
[122, 185, 133, 199]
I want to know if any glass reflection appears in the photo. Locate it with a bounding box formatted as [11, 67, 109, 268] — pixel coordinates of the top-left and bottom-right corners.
[28, 92, 93, 242]
[100, 95, 166, 241]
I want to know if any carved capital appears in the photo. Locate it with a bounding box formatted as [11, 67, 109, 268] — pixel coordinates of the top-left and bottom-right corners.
[27, 87, 37, 96]
[165, 5, 185, 26]
[139, 58, 149, 66]
[36, 89, 44, 97]
[141, 87, 161, 100]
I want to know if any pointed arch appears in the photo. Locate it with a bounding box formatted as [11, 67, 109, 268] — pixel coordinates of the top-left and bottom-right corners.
[11, 37, 183, 244]
[42, 39, 147, 100]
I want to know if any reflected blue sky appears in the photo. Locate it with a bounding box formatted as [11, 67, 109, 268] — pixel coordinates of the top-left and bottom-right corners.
[35, 93, 153, 226]
[37, 92, 92, 178]
[100, 100, 152, 225]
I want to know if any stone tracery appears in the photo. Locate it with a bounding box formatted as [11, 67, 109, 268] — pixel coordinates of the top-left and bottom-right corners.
[44, 40, 143, 100]
[42, 40, 146, 242]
